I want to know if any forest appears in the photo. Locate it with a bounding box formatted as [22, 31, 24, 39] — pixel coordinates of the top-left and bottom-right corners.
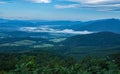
[0, 51, 120, 74]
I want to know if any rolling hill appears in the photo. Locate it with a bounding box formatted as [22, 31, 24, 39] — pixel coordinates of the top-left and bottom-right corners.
[60, 32, 120, 47]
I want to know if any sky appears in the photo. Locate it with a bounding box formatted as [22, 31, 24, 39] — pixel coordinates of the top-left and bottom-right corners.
[0, 0, 120, 21]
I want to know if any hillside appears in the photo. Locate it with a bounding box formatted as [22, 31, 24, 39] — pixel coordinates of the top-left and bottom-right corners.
[61, 32, 120, 47]
[0, 37, 56, 53]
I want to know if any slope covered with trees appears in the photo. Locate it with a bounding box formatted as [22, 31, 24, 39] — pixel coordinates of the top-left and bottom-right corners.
[61, 32, 120, 47]
[0, 52, 120, 74]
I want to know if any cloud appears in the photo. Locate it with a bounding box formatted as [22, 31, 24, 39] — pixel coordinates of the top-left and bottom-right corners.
[55, 4, 79, 9]
[28, 0, 51, 3]
[69, 0, 110, 4]
[20, 26, 93, 34]
[56, 0, 120, 11]
[69, 0, 120, 4]
[0, 0, 52, 4]
[0, 1, 7, 4]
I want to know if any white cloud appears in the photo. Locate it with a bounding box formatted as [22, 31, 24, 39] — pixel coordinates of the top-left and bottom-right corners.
[55, 4, 79, 9]
[56, 0, 120, 11]
[56, 29, 93, 34]
[69, 0, 119, 4]
[84, 0, 109, 4]
[20, 26, 93, 34]
[69, 0, 114, 4]
[0, 1, 7, 4]
[28, 0, 51, 3]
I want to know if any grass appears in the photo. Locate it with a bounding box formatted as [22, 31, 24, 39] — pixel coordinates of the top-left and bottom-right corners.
[0, 40, 36, 46]
[33, 44, 54, 48]
[50, 38, 66, 43]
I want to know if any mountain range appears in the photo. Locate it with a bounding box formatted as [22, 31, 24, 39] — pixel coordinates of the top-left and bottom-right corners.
[0, 18, 120, 57]
[0, 18, 120, 33]
[77, 19, 120, 33]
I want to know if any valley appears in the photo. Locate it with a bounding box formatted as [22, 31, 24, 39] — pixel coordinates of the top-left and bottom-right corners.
[1, 0, 120, 73]
[0, 18, 120, 74]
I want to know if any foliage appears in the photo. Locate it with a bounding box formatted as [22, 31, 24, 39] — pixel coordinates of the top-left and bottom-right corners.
[0, 52, 119, 74]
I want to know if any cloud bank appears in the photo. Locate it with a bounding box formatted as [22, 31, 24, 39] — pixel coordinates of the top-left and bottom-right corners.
[56, 0, 120, 11]
[20, 26, 93, 34]
[1, 0, 119, 11]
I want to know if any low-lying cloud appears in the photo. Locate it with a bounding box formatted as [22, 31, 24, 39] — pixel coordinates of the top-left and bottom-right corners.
[20, 26, 93, 34]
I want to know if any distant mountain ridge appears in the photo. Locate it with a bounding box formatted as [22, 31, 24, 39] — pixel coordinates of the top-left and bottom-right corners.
[0, 18, 83, 31]
[77, 18, 120, 33]
[0, 18, 120, 33]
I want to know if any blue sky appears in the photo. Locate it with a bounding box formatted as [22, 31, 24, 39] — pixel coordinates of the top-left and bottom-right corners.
[0, 0, 120, 21]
